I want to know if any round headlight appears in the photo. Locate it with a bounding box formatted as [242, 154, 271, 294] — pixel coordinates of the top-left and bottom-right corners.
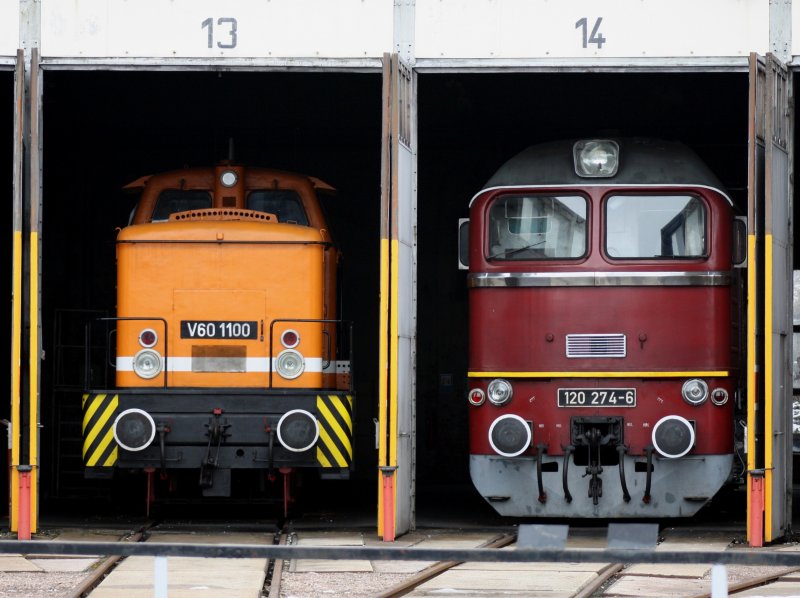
[681, 379, 709, 405]
[220, 170, 238, 187]
[488, 414, 531, 457]
[468, 388, 486, 406]
[652, 415, 695, 459]
[132, 349, 163, 379]
[113, 408, 156, 452]
[277, 409, 319, 452]
[138, 328, 158, 348]
[487, 379, 513, 406]
[275, 349, 305, 379]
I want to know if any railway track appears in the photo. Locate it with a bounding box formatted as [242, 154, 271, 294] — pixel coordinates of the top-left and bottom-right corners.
[60, 520, 285, 597]
[66, 522, 156, 598]
[3, 521, 797, 597]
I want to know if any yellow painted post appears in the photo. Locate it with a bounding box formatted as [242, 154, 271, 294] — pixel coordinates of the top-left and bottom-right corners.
[10, 49, 24, 534]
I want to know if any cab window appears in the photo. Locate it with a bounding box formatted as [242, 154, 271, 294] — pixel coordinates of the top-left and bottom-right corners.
[605, 195, 706, 258]
[488, 194, 587, 260]
[247, 190, 308, 225]
[152, 190, 212, 222]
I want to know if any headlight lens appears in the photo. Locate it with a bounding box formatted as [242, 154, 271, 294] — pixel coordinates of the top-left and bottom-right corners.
[573, 139, 619, 177]
[277, 409, 319, 452]
[132, 349, 163, 379]
[276, 349, 305, 379]
[113, 408, 156, 452]
[652, 415, 695, 458]
[220, 170, 238, 187]
[681, 379, 709, 405]
[488, 414, 531, 457]
[487, 379, 513, 406]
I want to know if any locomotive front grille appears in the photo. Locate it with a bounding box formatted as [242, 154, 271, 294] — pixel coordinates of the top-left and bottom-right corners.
[566, 333, 626, 358]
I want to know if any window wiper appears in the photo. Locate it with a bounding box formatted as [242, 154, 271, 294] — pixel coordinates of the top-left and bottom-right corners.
[489, 239, 546, 259]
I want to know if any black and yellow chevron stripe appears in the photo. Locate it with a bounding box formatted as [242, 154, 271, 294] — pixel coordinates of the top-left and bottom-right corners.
[316, 394, 353, 468]
[82, 393, 119, 467]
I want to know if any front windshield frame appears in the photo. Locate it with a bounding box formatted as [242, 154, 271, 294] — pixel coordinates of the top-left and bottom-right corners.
[486, 193, 589, 261]
[604, 193, 708, 260]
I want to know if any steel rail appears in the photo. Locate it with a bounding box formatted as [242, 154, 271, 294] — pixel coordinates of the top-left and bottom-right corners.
[573, 563, 625, 598]
[66, 523, 155, 598]
[374, 533, 515, 598]
[265, 533, 287, 598]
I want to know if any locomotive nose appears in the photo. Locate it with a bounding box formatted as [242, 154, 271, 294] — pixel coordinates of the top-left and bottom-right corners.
[277, 409, 320, 452]
[488, 414, 532, 457]
[652, 415, 695, 458]
[113, 408, 156, 452]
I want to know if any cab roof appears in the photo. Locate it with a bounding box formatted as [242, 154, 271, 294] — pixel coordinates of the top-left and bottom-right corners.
[482, 138, 727, 193]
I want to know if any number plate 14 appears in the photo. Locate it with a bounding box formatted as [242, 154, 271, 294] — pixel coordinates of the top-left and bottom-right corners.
[557, 388, 636, 407]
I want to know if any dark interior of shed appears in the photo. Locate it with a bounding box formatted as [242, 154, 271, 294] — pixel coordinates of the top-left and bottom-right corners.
[38, 70, 383, 514]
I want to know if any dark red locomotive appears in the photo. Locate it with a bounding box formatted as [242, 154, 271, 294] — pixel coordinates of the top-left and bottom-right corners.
[463, 139, 744, 517]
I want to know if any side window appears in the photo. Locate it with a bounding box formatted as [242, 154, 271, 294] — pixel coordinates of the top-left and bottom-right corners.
[488, 195, 587, 260]
[605, 195, 706, 259]
[247, 190, 309, 225]
[152, 190, 212, 221]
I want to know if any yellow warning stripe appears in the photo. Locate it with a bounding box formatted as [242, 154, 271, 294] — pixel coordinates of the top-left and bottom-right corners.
[87, 429, 116, 467]
[82, 394, 119, 465]
[318, 427, 348, 468]
[317, 401, 352, 458]
[327, 394, 354, 434]
[469, 370, 729, 379]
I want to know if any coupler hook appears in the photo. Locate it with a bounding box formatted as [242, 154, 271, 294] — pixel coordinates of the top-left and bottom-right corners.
[562, 445, 574, 503]
[536, 444, 547, 504]
[617, 445, 631, 502]
[583, 428, 603, 505]
[156, 422, 170, 479]
[199, 411, 230, 489]
[643, 446, 654, 504]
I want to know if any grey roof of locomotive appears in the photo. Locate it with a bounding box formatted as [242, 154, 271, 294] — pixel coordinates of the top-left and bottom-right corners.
[478, 138, 728, 200]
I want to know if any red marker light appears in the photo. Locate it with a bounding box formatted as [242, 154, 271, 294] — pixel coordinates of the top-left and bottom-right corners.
[281, 330, 299, 348]
[139, 329, 157, 347]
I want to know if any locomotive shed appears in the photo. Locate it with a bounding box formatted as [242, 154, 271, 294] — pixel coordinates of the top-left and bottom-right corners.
[2, 0, 800, 559]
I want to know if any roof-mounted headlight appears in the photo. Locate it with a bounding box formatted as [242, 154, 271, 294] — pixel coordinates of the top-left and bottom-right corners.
[220, 170, 238, 187]
[573, 139, 619, 178]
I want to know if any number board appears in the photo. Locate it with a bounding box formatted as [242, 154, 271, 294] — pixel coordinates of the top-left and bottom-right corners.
[41, 0, 392, 60]
[0, 0, 18, 58]
[415, 0, 769, 60]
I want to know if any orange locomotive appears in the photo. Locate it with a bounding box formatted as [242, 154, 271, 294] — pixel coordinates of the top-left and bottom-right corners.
[82, 163, 353, 502]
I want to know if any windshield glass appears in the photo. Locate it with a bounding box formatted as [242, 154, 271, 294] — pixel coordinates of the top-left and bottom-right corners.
[152, 190, 212, 221]
[605, 195, 706, 258]
[488, 195, 587, 260]
[247, 190, 309, 225]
